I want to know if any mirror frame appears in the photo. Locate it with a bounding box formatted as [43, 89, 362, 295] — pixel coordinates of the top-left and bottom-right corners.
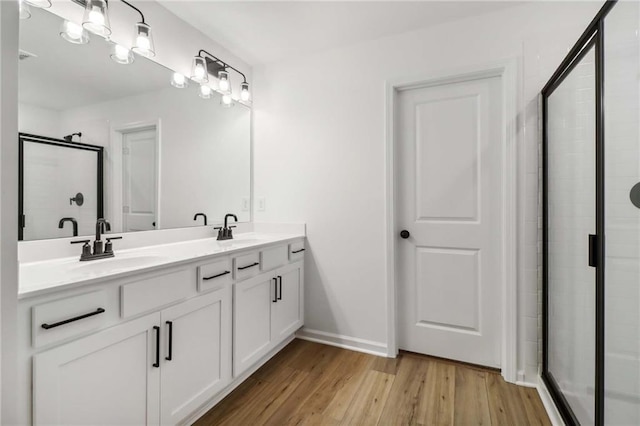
[18, 133, 105, 241]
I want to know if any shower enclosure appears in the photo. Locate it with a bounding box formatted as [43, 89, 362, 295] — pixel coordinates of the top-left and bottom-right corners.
[543, 0, 640, 424]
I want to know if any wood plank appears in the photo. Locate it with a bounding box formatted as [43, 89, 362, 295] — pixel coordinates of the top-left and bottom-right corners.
[518, 386, 552, 426]
[418, 359, 456, 425]
[192, 377, 258, 426]
[453, 366, 491, 426]
[485, 372, 529, 426]
[323, 352, 376, 422]
[377, 353, 430, 425]
[340, 370, 395, 425]
[253, 339, 313, 383]
[288, 340, 343, 376]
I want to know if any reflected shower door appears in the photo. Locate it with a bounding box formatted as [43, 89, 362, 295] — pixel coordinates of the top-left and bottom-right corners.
[546, 45, 597, 424]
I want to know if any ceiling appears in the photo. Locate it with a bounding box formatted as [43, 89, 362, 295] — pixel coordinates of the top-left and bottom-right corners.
[19, 6, 172, 110]
[160, 1, 523, 66]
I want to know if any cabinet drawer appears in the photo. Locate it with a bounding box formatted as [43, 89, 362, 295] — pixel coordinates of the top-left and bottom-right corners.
[261, 244, 288, 271]
[289, 240, 306, 262]
[32, 290, 108, 348]
[121, 268, 194, 318]
[198, 257, 232, 292]
[233, 251, 261, 281]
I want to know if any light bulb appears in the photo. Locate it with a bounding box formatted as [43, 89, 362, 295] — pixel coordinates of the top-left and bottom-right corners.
[240, 82, 250, 101]
[195, 65, 205, 80]
[171, 73, 188, 89]
[89, 8, 104, 26]
[221, 94, 232, 107]
[199, 85, 212, 99]
[218, 70, 230, 92]
[60, 20, 89, 44]
[110, 44, 134, 65]
[132, 23, 155, 57]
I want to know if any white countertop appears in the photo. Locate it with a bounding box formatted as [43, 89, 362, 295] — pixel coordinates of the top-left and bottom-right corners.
[19, 232, 304, 299]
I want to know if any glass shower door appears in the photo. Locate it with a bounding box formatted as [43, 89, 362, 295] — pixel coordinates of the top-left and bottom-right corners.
[604, 2, 640, 424]
[546, 44, 597, 424]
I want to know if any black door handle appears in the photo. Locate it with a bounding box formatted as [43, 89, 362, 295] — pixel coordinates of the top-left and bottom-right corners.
[165, 321, 173, 361]
[589, 234, 597, 267]
[277, 275, 282, 300]
[153, 326, 160, 368]
[400, 230, 410, 239]
[272, 277, 278, 303]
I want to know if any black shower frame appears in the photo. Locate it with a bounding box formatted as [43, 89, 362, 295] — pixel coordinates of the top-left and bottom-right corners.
[18, 133, 104, 241]
[541, 1, 616, 425]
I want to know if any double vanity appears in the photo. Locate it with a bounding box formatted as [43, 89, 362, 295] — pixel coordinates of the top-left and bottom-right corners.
[16, 227, 306, 425]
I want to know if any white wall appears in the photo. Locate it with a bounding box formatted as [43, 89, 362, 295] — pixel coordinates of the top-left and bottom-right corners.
[0, 1, 20, 423]
[18, 103, 60, 136]
[253, 1, 602, 384]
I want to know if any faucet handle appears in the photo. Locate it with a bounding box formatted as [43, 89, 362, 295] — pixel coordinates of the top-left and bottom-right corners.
[71, 240, 92, 259]
[70, 239, 91, 245]
[106, 236, 122, 241]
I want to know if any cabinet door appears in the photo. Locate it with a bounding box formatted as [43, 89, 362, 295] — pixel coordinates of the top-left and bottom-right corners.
[272, 262, 304, 344]
[233, 273, 274, 376]
[160, 286, 231, 425]
[33, 312, 161, 426]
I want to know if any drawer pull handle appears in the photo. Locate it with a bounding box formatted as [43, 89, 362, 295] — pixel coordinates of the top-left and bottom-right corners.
[165, 321, 173, 361]
[41, 308, 105, 330]
[291, 248, 306, 254]
[277, 275, 283, 300]
[203, 270, 230, 280]
[153, 326, 160, 368]
[238, 262, 260, 270]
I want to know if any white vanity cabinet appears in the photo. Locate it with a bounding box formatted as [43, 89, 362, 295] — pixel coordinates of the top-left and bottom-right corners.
[234, 260, 304, 376]
[33, 312, 161, 425]
[21, 236, 305, 426]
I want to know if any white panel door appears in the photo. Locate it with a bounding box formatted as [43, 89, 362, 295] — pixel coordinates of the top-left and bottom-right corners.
[123, 128, 157, 232]
[160, 286, 232, 425]
[33, 312, 161, 425]
[397, 76, 503, 368]
[272, 262, 304, 344]
[233, 273, 273, 376]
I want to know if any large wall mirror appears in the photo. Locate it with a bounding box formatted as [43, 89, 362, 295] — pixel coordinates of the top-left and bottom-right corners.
[18, 6, 251, 241]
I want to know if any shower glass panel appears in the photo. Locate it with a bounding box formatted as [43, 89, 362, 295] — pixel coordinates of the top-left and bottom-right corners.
[604, 2, 640, 424]
[546, 45, 596, 425]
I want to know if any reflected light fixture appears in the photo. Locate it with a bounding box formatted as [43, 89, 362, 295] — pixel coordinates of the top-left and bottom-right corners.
[218, 69, 230, 92]
[199, 85, 212, 99]
[110, 44, 134, 64]
[221, 94, 233, 107]
[19, 0, 32, 19]
[60, 20, 90, 44]
[191, 56, 208, 84]
[171, 73, 188, 89]
[82, 0, 111, 38]
[24, 0, 51, 8]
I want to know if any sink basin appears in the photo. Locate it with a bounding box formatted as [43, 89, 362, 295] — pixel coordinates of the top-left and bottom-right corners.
[71, 254, 167, 272]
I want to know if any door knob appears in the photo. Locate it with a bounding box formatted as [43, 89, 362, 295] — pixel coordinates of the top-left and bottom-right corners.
[400, 230, 410, 239]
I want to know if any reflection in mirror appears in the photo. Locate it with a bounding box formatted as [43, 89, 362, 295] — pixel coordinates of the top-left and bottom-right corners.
[18, 6, 251, 241]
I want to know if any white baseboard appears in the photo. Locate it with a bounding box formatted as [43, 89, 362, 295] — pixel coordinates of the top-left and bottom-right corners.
[296, 327, 388, 357]
[536, 375, 565, 426]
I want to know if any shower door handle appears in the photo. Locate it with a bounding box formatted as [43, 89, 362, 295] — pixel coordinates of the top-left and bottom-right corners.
[588, 234, 598, 267]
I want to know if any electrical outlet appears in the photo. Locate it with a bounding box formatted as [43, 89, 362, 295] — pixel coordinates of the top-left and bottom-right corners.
[241, 197, 250, 212]
[257, 197, 266, 212]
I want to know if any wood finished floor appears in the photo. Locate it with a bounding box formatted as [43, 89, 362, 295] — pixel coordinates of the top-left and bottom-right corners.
[194, 339, 550, 426]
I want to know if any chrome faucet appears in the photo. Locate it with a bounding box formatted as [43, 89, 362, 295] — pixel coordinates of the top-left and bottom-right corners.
[70, 218, 121, 261]
[215, 213, 238, 240]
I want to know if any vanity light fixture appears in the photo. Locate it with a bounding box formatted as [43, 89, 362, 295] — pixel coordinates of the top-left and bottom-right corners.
[192, 49, 251, 102]
[110, 44, 134, 64]
[191, 56, 208, 84]
[24, 0, 51, 8]
[117, 0, 155, 57]
[19, 0, 32, 19]
[82, 0, 111, 38]
[60, 20, 90, 44]
[171, 72, 188, 89]
[199, 85, 213, 99]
